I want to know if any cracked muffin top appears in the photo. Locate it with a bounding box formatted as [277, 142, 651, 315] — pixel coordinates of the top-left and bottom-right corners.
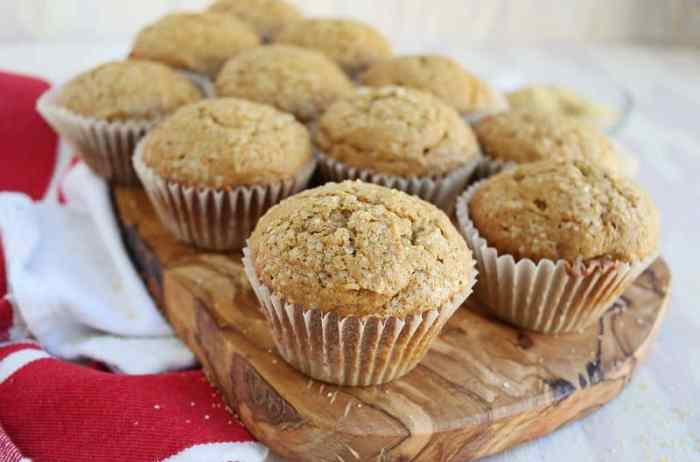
[140, 98, 312, 188]
[56, 60, 202, 122]
[315, 86, 480, 177]
[469, 160, 659, 262]
[208, 0, 303, 38]
[359, 54, 508, 116]
[130, 12, 260, 77]
[473, 110, 621, 172]
[249, 180, 474, 317]
[273, 18, 391, 75]
[216, 45, 353, 122]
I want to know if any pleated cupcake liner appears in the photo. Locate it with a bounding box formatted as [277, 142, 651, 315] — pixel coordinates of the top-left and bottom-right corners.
[317, 152, 480, 211]
[36, 85, 156, 185]
[177, 70, 216, 98]
[242, 247, 475, 386]
[461, 91, 510, 124]
[455, 180, 657, 334]
[133, 142, 316, 250]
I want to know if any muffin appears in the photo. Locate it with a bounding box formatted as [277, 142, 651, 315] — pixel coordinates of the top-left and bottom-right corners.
[273, 18, 392, 76]
[132, 98, 315, 250]
[36, 59, 203, 184]
[473, 110, 623, 177]
[455, 160, 659, 334]
[216, 45, 353, 122]
[243, 180, 476, 385]
[208, 0, 303, 40]
[359, 54, 508, 121]
[129, 12, 260, 81]
[315, 86, 481, 210]
[507, 85, 618, 131]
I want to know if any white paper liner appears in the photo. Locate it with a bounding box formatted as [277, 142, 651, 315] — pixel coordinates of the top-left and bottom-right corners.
[317, 152, 480, 211]
[462, 91, 510, 124]
[133, 143, 316, 250]
[177, 70, 216, 98]
[455, 180, 658, 334]
[472, 157, 517, 182]
[242, 246, 475, 386]
[36, 86, 156, 185]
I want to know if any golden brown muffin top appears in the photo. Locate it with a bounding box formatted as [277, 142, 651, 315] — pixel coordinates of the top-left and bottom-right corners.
[273, 18, 392, 75]
[216, 45, 353, 122]
[469, 160, 659, 262]
[55, 60, 202, 122]
[359, 54, 507, 115]
[316, 86, 480, 177]
[473, 110, 621, 172]
[249, 180, 474, 317]
[130, 12, 260, 77]
[507, 85, 618, 130]
[208, 0, 303, 38]
[141, 98, 312, 188]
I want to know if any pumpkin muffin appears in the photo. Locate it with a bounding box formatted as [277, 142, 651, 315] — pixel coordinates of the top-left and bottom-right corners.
[130, 12, 260, 79]
[455, 159, 659, 334]
[37, 59, 203, 184]
[316, 85, 481, 209]
[473, 110, 622, 175]
[243, 180, 476, 385]
[216, 45, 353, 122]
[507, 85, 618, 131]
[273, 18, 391, 76]
[208, 0, 303, 40]
[133, 97, 315, 250]
[359, 54, 508, 121]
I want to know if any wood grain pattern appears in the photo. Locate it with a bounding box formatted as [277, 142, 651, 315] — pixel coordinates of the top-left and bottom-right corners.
[113, 186, 671, 462]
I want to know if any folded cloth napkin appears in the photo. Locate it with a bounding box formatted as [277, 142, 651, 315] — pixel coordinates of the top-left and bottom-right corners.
[0, 163, 194, 374]
[0, 71, 270, 461]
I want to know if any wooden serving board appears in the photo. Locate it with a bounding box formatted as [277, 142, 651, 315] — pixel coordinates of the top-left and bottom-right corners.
[113, 186, 671, 462]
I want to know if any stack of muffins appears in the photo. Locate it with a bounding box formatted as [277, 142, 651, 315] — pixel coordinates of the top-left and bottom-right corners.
[37, 0, 660, 386]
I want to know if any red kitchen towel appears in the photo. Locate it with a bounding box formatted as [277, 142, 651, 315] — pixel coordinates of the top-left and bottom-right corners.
[0, 72, 265, 461]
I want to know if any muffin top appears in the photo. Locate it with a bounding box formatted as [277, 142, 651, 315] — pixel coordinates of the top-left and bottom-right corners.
[507, 85, 618, 130]
[130, 12, 260, 77]
[208, 0, 303, 38]
[273, 18, 392, 75]
[55, 60, 202, 122]
[141, 98, 312, 188]
[359, 55, 507, 115]
[469, 160, 659, 262]
[249, 180, 474, 317]
[473, 110, 621, 172]
[216, 45, 353, 122]
[316, 86, 480, 177]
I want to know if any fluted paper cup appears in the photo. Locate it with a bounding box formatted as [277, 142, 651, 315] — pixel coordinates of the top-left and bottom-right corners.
[462, 92, 510, 124]
[36, 85, 156, 185]
[317, 152, 480, 211]
[133, 143, 316, 250]
[177, 70, 216, 98]
[242, 247, 475, 386]
[455, 180, 657, 334]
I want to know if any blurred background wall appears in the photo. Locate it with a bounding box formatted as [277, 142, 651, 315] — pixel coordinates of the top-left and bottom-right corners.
[0, 0, 699, 48]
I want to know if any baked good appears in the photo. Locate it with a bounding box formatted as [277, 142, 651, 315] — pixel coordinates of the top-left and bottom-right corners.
[208, 0, 302, 39]
[133, 97, 315, 249]
[359, 54, 508, 120]
[36, 59, 203, 184]
[507, 85, 618, 131]
[216, 45, 353, 122]
[455, 159, 660, 334]
[273, 18, 391, 76]
[473, 110, 622, 174]
[315, 85, 481, 209]
[129, 12, 260, 78]
[244, 180, 476, 384]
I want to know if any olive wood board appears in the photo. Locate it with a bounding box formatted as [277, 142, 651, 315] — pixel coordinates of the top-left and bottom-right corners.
[112, 186, 671, 462]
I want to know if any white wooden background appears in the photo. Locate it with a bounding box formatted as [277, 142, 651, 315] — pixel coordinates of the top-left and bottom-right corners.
[1, 0, 699, 47]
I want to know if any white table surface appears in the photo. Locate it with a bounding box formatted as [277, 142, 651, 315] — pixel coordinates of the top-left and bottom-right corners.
[1, 42, 698, 461]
